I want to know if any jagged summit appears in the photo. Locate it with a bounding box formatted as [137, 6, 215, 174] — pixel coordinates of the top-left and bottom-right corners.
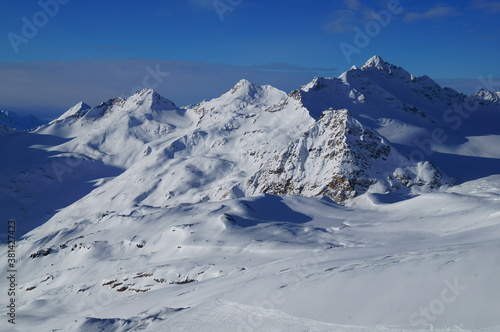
[360, 55, 413, 79]
[52, 90, 178, 123]
[36, 89, 186, 167]
[136, 88, 157, 95]
[73, 101, 91, 111]
[124, 88, 178, 110]
[233, 78, 254, 88]
[0, 109, 47, 130]
[226, 79, 285, 100]
[300, 77, 336, 92]
[360, 55, 407, 74]
[84, 97, 125, 119]
[53, 90, 178, 123]
[474, 89, 500, 103]
[194, 79, 289, 115]
[227, 78, 260, 97]
[247, 108, 450, 203]
[361, 55, 388, 70]
[291, 56, 471, 132]
[54, 101, 91, 122]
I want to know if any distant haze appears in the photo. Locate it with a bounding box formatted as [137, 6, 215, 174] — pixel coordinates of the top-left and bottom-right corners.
[0, 59, 490, 119]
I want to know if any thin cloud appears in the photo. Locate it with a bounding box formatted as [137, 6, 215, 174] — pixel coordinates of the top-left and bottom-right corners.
[403, 6, 461, 23]
[344, 0, 361, 11]
[471, 0, 500, 13]
[0, 60, 336, 118]
[243, 63, 337, 73]
[324, 0, 375, 34]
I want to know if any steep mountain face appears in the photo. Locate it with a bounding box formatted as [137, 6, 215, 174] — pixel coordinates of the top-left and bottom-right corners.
[52, 101, 91, 122]
[295, 55, 462, 121]
[247, 108, 450, 203]
[474, 89, 500, 103]
[358, 56, 467, 110]
[289, 56, 495, 150]
[0, 109, 47, 130]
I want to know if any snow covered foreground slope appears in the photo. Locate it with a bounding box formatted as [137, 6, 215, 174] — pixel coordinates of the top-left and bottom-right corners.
[6, 180, 500, 331]
[1, 56, 500, 331]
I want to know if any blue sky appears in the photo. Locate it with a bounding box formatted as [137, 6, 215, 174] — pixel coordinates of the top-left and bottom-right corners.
[1, 0, 499, 117]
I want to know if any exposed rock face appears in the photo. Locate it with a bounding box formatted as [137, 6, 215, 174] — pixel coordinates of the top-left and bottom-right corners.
[247, 108, 451, 203]
[473, 89, 500, 104]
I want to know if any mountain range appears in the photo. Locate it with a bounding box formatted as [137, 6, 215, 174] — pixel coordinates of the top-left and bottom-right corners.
[0, 110, 47, 131]
[1, 56, 500, 331]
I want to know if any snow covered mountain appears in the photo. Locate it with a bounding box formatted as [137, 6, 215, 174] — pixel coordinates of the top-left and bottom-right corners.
[247, 108, 450, 203]
[52, 101, 91, 122]
[474, 89, 500, 103]
[39, 89, 185, 168]
[1, 56, 500, 331]
[292, 56, 499, 155]
[0, 109, 47, 130]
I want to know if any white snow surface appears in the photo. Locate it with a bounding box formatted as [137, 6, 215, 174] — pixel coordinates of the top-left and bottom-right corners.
[1, 56, 500, 331]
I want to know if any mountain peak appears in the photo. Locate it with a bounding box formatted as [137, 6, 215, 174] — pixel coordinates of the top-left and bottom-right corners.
[474, 89, 500, 103]
[194, 79, 288, 117]
[236, 78, 253, 86]
[361, 55, 398, 73]
[361, 55, 388, 70]
[0, 109, 47, 130]
[135, 88, 157, 96]
[229, 79, 257, 94]
[359, 55, 414, 81]
[126, 88, 177, 110]
[54, 101, 91, 122]
[71, 101, 91, 113]
[130, 88, 160, 100]
[76, 101, 91, 109]
[225, 79, 267, 100]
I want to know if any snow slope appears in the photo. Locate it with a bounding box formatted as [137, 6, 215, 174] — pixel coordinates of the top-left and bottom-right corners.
[4, 178, 500, 331]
